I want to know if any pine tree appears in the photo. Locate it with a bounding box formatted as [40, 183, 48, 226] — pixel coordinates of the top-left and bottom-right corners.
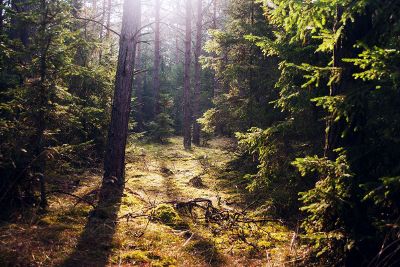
[103, 0, 140, 184]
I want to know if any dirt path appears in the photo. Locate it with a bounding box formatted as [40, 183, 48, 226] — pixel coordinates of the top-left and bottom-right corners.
[115, 137, 245, 266]
[112, 137, 291, 266]
[125, 137, 236, 207]
[0, 137, 293, 267]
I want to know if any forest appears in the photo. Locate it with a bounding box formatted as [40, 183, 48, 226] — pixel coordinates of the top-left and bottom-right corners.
[0, 0, 399, 266]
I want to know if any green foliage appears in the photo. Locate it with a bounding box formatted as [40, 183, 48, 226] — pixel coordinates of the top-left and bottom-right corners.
[0, 0, 399, 265]
[0, 0, 115, 216]
[293, 154, 353, 262]
[197, 108, 217, 134]
[147, 112, 174, 143]
[236, 122, 294, 190]
[201, 0, 281, 135]
[146, 94, 174, 143]
[212, 0, 400, 264]
[363, 176, 400, 209]
[235, 118, 321, 216]
[343, 44, 400, 83]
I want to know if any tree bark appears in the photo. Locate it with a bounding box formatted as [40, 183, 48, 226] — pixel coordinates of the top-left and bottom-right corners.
[153, 0, 161, 115]
[134, 0, 143, 131]
[31, 0, 50, 210]
[103, 0, 139, 184]
[183, 0, 192, 149]
[105, 0, 112, 38]
[211, 0, 219, 97]
[98, 0, 107, 61]
[192, 0, 202, 145]
[0, 0, 4, 34]
[134, 41, 144, 131]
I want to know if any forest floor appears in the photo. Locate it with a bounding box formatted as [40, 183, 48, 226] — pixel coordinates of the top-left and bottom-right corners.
[0, 137, 298, 266]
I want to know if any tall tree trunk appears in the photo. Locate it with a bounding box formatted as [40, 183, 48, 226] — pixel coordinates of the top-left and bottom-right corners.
[92, 0, 97, 11]
[153, 0, 161, 115]
[0, 0, 4, 34]
[134, 41, 144, 131]
[105, 0, 112, 38]
[183, 0, 192, 149]
[134, 0, 143, 131]
[98, 0, 107, 61]
[247, 0, 255, 128]
[100, 0, 106, 38]
[32, 0, 50, 210]
[103, 0, 139, 184]
[192, 0, 202, 145]
[212, 0, 217, 29]
[175, 35, 180, 64]
[211, 0, 219, 97]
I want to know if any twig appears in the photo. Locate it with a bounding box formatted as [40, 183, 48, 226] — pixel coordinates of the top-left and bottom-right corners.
[182, 232, 194, 247]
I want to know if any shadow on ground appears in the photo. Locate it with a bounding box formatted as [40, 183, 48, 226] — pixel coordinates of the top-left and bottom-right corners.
[62, 181, 124, 267]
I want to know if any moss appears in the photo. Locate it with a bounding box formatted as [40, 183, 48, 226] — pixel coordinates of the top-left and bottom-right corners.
[153, 204, 189, 230]
[119, 250, 149, 263]
[38, 206, 92, 226]
[63, 206, 92, 217]
[257, 240, 274, 249]
[154, 204, 177, 224]
[270, 231, 289, 242]
[121, 193, 140, 206]
[56, 206, 92, 224]
[117, 250, 177, 266]
[152, 256, 177, 267]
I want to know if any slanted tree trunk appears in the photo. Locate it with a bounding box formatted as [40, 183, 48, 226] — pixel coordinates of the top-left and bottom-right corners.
[183, 0, 192, 149]
[103, 0, 139, 184]
[192, 0, 202, 145]
[153, 0, 161, 115]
